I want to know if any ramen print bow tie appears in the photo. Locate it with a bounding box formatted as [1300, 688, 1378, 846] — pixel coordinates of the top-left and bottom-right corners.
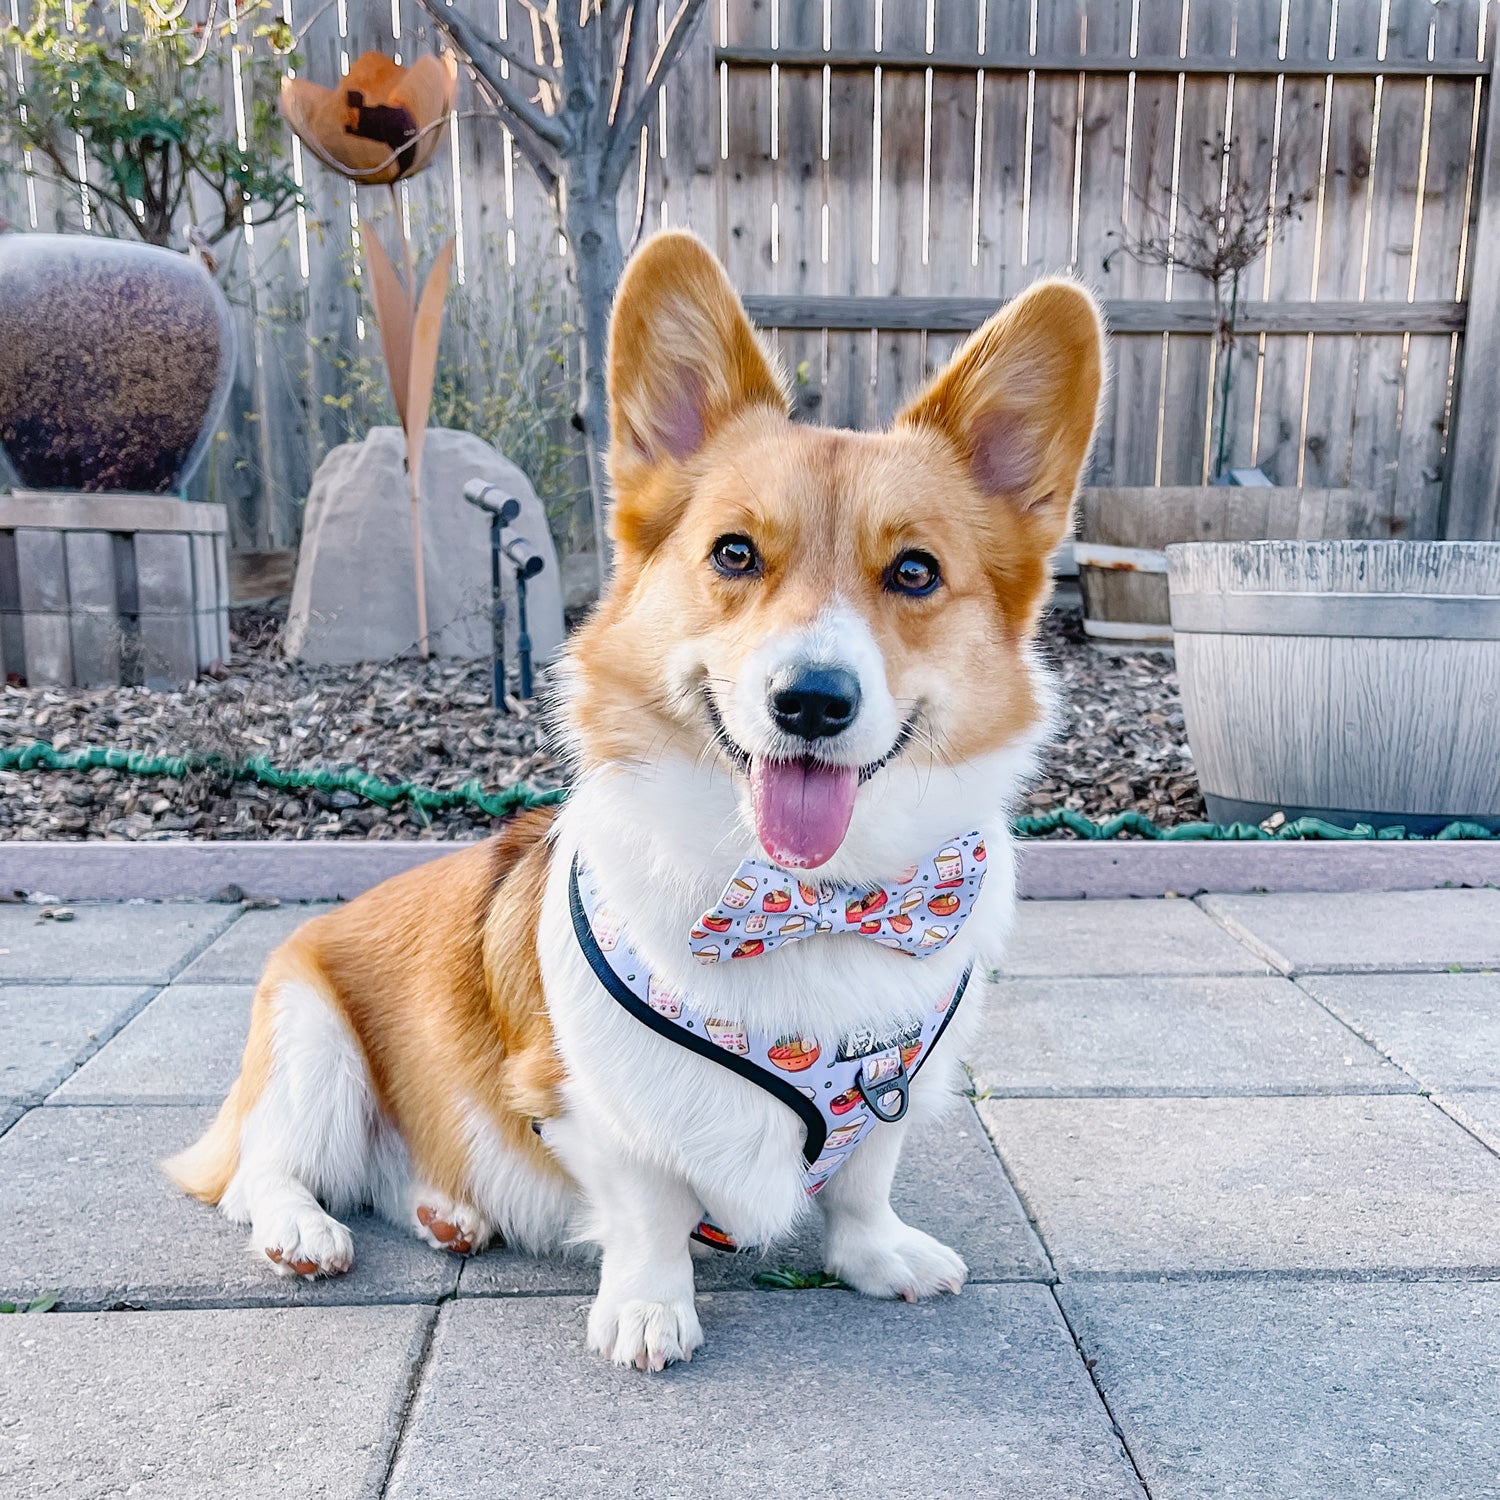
[690, 833, 987, 965]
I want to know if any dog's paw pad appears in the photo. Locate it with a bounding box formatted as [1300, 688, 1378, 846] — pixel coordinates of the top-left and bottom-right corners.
[414, 1200, 490, 1257]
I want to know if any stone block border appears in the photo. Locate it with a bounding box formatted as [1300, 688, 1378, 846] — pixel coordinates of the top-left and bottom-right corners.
[2, 836, 1497, 904]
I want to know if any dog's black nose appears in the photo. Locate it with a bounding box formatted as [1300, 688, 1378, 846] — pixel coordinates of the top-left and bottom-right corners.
[769, 666, 862, 741]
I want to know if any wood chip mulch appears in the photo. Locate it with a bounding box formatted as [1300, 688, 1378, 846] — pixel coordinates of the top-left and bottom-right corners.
[0, 603, 1203, 842]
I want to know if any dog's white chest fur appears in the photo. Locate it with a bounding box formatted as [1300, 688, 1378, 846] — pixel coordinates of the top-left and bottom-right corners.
[536, 751, 1023, 1246]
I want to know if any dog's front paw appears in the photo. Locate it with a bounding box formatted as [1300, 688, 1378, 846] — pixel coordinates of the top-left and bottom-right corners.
[825, 1220, 967, 1302]
[587, 1292, 703, 1371]
[257, 1204, 354, 1279]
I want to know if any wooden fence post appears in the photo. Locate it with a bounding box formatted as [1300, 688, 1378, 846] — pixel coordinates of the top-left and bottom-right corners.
[1444, 74, 1500, 541]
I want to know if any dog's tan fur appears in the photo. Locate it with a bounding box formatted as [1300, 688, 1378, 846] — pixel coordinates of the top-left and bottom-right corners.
[167, 807, 565, 1208]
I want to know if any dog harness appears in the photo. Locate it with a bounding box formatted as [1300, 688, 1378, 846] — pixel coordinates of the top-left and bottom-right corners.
[569, 833, 987, 1250]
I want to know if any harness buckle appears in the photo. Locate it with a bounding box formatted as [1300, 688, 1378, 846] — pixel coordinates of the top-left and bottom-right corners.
[857, 1048, 910, 1123]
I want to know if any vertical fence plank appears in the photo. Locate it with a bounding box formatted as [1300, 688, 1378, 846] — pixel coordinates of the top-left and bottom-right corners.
[1444, 5, 1499, 538]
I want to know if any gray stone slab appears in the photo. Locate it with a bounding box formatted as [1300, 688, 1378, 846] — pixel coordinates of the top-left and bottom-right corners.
[978, 1094, 1500, 1275]
[461, 1102, 1051, 1296]
[0, 1106, 460, 1309]
[1298, 972, 1500, 1090]
[8, 839, 1500, 903]
[1018, 838, 1500, 899]
[178, 905, 335, 982]
[1201, 888, 1500, 974]
[1061, 1279, 1500, 1500]
[0, 1304, 430, 1500]
[0, 902, 235, 983]
[0, 984, 153, 1103]
[968, 974, 1404, 1096]
[992, 898, 1269, 978]
[386, 1288, 1144, 1500]
[50, 984, 253, 1104]
[1443, 1091, 1500, 1153]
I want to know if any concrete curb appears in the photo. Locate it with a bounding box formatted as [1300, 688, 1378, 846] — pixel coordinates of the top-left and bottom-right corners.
[2, 837, 1497, 903]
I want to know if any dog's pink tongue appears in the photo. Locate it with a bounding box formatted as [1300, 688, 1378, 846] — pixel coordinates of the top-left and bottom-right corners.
[750, 758, 859, 869]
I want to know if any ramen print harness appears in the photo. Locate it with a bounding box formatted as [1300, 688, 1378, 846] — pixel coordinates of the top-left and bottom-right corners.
[569, 834, 987, 1250]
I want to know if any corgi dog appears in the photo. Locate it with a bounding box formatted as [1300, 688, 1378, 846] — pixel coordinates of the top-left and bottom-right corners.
[168, 231, 1103, 1370]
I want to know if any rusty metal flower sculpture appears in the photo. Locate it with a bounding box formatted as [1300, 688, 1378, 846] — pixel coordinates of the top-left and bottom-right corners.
[280, 50, 459, 657]
[279, 51, 456, 186]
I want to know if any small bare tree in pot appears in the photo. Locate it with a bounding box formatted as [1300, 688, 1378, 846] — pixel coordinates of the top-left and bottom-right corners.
[1076, 133, 1390, 651]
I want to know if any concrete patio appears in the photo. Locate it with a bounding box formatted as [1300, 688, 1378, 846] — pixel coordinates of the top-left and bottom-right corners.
[2, 879, 1499, 1498]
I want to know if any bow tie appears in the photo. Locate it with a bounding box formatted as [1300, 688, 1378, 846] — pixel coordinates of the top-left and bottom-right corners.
[689, 834, 987, 964]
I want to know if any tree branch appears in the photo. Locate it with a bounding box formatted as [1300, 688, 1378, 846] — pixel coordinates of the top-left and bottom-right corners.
[414, 0, 569, 153]
[608, 1, 650, 128]
[480, 85, 563, 196]
[604, 0, 707, 181]
[473, 20, 558, 86]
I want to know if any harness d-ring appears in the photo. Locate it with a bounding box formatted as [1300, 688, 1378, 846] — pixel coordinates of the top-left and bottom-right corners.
[857, 1049, 910, 1122]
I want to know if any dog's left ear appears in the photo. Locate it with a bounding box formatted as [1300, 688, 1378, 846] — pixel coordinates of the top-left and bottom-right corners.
[895, 277, 1104, 553]
[607, 231, 788, 556]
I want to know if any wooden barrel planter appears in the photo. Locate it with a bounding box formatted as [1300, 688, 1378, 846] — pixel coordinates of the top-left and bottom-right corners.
[1167, 541, 1500, 833]
[0, 492, 230, 689]
[1076, 487, 1390, 650]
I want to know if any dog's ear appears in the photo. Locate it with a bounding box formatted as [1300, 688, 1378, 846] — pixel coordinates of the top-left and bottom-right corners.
[607, 231, 788, 552]
[894, 277, 1104, 556]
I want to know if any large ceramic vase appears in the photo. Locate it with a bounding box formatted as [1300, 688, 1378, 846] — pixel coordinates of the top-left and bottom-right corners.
[0, 236, 236, 688]
[0, 234, 235, 494]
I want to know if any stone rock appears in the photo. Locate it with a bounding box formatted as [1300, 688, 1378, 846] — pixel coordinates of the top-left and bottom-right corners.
[284, 427, 565, 666]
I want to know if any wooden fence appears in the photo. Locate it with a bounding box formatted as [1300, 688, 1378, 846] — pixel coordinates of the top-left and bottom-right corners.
[3, 0, 1498, 550]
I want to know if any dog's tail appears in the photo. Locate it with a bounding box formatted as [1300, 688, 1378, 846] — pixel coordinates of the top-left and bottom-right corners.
[163, 970, 279, 1205]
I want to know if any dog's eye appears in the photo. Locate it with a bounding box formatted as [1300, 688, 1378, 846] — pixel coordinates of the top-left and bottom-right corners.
[710, 534, 761, 578]
[885, 550, 942, 597]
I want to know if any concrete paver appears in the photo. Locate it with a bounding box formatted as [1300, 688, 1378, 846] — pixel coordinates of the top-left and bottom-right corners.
[1061, 1279, 1500, 1500]
[0, 984, 152, 1103]
[1297, 972, 1500, 1090]
[1200, 888, 1500, 974]
[177, 904, 335, 982]
[0, 1106, 460, 1309]
[5, 880, 1500, 1496]
[50, 984, 253, 1104]
[969, 974, 1404, 1095]
[0, 902, 236, 983]
[989, 897, 1270, 978]
[977, 1093, 1500, 1275]
[386, 1289, 1145, 1500]
[460, 1103, 1051, 1296]
[1443, 1091, 1500, 1154]
[0, 1304, 431, 1500]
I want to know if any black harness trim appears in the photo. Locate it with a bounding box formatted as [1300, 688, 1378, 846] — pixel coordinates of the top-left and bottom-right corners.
[570, 856, 974, 1171]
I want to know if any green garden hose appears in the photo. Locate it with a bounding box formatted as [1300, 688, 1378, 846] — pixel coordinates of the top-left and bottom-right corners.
[1, 740, 1493, 840]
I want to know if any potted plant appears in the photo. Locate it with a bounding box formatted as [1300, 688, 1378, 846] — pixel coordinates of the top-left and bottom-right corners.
[1078, 134, 1394, 650]
[0, 1, 298, 687]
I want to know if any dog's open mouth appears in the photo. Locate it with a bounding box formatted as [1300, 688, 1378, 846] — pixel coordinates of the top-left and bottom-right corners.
[702, 691, 919, 869]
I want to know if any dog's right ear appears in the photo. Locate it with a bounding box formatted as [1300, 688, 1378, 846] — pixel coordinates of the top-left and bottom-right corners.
[606, 231, 788, 554]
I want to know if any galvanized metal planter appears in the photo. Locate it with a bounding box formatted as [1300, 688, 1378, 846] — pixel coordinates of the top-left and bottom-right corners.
[0, 491, 230, 689]
[1167, 540, 1500, 832]
[1077, 488, 1392, 650]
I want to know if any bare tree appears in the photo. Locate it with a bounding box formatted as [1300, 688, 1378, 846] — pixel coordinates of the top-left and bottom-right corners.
[414, 0, 710, 565]
[1107, 132, 1311, 481]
